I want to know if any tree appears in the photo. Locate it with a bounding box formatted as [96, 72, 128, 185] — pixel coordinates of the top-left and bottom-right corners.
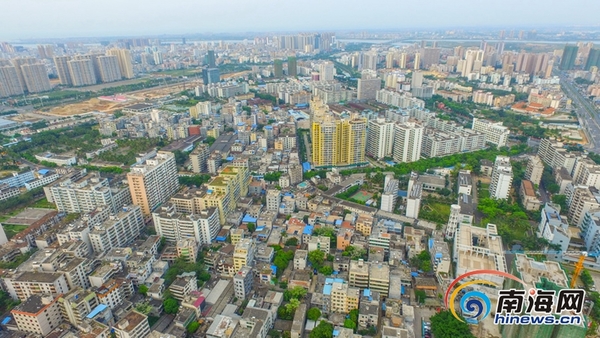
[415, 290, 426, 304]
[138, 285, 148, 296]
[344, 319, 357, 330]
[285, 298, 300, 313]
[310, 321, 334, 338]
[319, 266, 333, 276]
[187, 321, 200, 333]
[285, 237, 298, 247]
[135, 302, 152, 315]
[163, 298, 179, 314]
[199, 271, 211, 282]
[247, 223, 256, 233]
[269, 329, 281, 338]
[204, 136, 216, 145]
[307, 307, 322, 321]
[551, 194, 568, 211]
[308, 250, 325, 269]
[581, 269, 595, 289]
[284, 286, 307, 301]
[430, 310, 476, 338]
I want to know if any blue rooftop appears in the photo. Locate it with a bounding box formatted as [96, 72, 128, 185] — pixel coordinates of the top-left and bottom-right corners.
[216, 236, 227, 241]
[323, 284, 333, 295]
[86, 304, 108, 319]
[398, 190, 407, 197]
[428, 238, 434, 250]
[363, 289, 371, 297]
[265, 126, 273, 129]
[38, 169, 50, 175]
[303, 225, 314, 235]
[302, 162, 311, 172]
[333, 330, 340, 337]
[2, 317, 11, 325]
[256, 226, 265, 232]
[335, 220, 342, 225]
[226, 156, 234, 161]
[243, 214, 257, 223]
[270, 265, 277, 274]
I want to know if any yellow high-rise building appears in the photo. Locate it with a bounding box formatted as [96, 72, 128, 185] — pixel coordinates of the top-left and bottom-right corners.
[311, 113, 367, 168]
[198, 164, 250, 224]
[107, 48, 134, 79]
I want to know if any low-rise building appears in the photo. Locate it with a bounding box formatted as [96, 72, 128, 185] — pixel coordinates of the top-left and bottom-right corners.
[11, 294, 63, 336]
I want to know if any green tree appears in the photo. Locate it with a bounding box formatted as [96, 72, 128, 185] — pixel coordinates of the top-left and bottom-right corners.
[284, 286, 307, 301]
[163, 298, 179, 314]
[307, 307, 322, 321]
[198, 271, 211, 282]
[135, 302, 152, 315]
[415, 290, 426, 304]
[247, 222, 256, 233]
[138, 284, 148, 296]
[581, 269, 595, 289]
[308, 250, 325, 269]
[343, 318, 357, 330]
[204, 136, 216, 145]
[269, 329, 281, 338]
[430, 310, 476, 338]
[187, 321, 200, 333]
[310, 321, 334, 338]
[285, 237, 298, 247]
[551, 194, 568, 211]
[319, 266, 333, 276]
[285, 298, 300, 313]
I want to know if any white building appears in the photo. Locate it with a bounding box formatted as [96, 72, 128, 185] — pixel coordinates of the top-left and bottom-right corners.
[266, 189, 281, 212]
[393, 121, 423, 163]
[538, 203, 571, 252]
[89, 205, 145, 253]
[366, 118, 395, 159]
[234, 266, 253, 299]
[471, 118, 509, 148]
[489, 156, 513, 199]
[152, 204, 220, 246]
[525, 155, 544, 186]
[405, 173, 422, 219]
[380, 174, 399, 213]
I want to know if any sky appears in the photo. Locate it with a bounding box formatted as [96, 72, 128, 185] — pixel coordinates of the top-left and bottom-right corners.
[3, 0, 600, 40]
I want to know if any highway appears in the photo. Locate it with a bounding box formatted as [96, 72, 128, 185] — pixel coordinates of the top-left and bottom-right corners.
[558, 71, 600, 153]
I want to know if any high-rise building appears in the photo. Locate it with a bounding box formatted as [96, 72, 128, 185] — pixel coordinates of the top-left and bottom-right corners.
[53, 56, 72, 86]
[585, 48, 600, 71]
[127, 151, 179, 216]
[0, 65, 24, 97]
[287, 56, 297, 77]
[202, 67, 220, 84]
[380, 174, 399, 212]
[58, 288, 100, 326]
[357, 77, 381, 100]
[398, 53, 407, 69]
[152, 51, 163, 65]
[366, 118, 394, 159]
[560, 45, 578, 70]
[471, 118, 509, 148]
[88, 205, 145, 253]
[311, 114, 367, 168]
[421, 48, 441, 68]
[319, 61, 335, 81]
[206, 50, 216, 68]
[525, 155, 544, 186]
[153, 203, 220, 246]
[21, 63, 51, 93]
[489, 156, 513, 199]
[11, 57, 36, 91]
[273, 59, 283, 78]
[411, 71, 423, 88]
[46, 172, 131, 214]
[97, 55, 122, 83]
[68, 59, 97, 86]
[413, 52, 421, 70]
[198, 164, 250, 224]
[107, 48, 134, 79]
[362, 51, 378, 71]
[393, 122, 424, 163]
[190, 143, 210, 173]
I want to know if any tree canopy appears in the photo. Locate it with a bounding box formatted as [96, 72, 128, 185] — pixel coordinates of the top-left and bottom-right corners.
[310, 321, 334, 338]
[163, 298, 179, 314]
[430, 310, 476, 338]
[307, 307, 321, 321]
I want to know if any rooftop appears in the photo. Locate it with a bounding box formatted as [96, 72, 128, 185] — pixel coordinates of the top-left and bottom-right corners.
[116, 310, 146, 332]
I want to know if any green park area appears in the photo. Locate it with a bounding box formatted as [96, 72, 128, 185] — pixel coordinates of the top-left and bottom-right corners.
[2, 224, 28, 239]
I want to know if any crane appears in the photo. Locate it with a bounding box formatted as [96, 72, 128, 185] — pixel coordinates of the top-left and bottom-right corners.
[504, 250, 599, 288]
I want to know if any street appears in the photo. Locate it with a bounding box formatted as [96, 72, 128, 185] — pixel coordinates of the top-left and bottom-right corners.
[557, 71, 600, 153]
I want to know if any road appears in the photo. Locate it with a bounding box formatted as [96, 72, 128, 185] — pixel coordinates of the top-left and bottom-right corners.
[302, 133, 311, 162]
[558, 71, 600, 152]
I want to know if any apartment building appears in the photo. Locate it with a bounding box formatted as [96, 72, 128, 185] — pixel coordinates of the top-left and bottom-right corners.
[97, 55, 122, 83]
[565, 184, 600, 226]
[572, 158, 600, 189]
[471, 118, 509, 148]
[489, 156, 513, 199]
[190, 143, 210, 173]
[68, 59, 97, 86]
[330, 281, 360, 313]
[366, 118, 394, 159]
[307, 235, 331, 254]
[355, 214, 374, 236]
[380, 174, 399, 212]
[21, 63, 52, 93]
[520, 180, 542, 211]
[11, 295, 62, 336]
[393, 121, 423, 163]
[95, 278, 133, 310]
[234, 266, 253, 299]
[233, 238, 256, 271]
[537, 139, 578, 173]
[58, 288, 100, 326]
[153, 203, 220, 246]
[107, 48, 134, 79]
[293, 250, 308, 270]
[266, 189, 281, 212]
[5, 271, 70, 301]
[349, 259, 369, 289]
[46, 172, 131, 214]
[454, 224, 507, 297]
[113, 310, 151, 338]
[311, 114, 367, 168]
[369, 263, 390, 297]
[538, 203, 570, 252]
[89, 205, 144, 253]
[525, 155, 544, 186]
[169, 272, 198, 301]
[127, 151, 179, 216]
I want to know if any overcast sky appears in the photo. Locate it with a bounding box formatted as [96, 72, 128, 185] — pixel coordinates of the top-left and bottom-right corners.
[3, 0, 600, 40]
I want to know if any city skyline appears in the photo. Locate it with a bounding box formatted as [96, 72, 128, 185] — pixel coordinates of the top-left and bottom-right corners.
[2, 0, 600, 40]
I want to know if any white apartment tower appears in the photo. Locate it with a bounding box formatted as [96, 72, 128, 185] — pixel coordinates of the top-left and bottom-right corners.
[471, 118, 509, 148]
[380, 174, 399, 212]
[489, 156, 513, 199]
[393, 122, 424, 163]
[366, 118, 395, 159]
[525, 155, 544, 186]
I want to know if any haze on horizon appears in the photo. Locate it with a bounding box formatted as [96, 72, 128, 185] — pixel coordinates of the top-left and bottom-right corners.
[3, 0, 600, 40]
